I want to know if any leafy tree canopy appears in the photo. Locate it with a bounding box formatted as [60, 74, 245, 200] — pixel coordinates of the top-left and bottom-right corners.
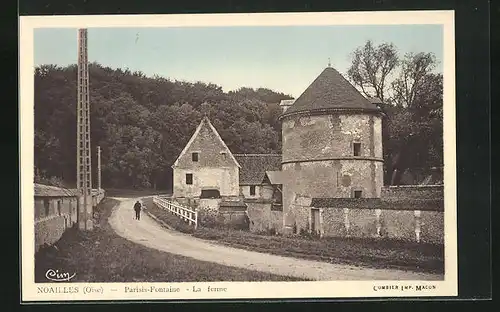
[34, 63, 291, 190]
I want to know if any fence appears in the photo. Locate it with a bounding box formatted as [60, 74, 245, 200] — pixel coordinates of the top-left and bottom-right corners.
[153, 196, 198, 229]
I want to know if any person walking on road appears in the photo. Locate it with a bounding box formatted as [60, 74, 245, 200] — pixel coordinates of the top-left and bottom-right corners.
[134, 201, 142, 220]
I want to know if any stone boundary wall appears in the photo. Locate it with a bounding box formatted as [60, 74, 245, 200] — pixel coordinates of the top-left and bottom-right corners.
[302, 185, 445, 244]
[92, 189, 106, 206]
[35, 214, 74, 252]
[34, 190, 106, 253]
[246, 201, 283, 234]
[319, 207, 443, 244]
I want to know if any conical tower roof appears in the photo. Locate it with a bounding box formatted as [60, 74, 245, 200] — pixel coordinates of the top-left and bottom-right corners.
[280, 66, 382, 119]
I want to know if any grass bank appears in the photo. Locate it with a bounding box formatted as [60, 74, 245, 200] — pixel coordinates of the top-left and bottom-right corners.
[145, 200, 444, 275]
[34, 198, 306, 282]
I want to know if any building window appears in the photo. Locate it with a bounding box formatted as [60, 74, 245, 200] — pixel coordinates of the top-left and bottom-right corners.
[57, 200, 62, 216]
[353, 142, 361, 156]
[44, 199, 50, 216]
[186, 173, 193, 185]
[221, 152, 227, 160]
[353, 190, 363, 198]
[250, 185, 256, 196]
[192, 152, 199, 162]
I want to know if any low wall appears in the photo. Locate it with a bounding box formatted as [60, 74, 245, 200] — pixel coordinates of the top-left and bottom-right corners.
[34, 189, 106, 253]
[302, 185, 445, 244]
[246, 202, 282, 234]
[35, 214, 72, 252]
[219, 211, 248, 228]
[92, 189, 106, 206]
[320, 207, 443, 244]
[174, 196, 253, 229]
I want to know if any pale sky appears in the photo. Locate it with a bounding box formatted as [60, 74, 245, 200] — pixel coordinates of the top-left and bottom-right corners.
[34, 25, 443, 98]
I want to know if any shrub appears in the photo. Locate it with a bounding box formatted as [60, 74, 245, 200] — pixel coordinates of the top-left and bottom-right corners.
[197, 209, 219, 228]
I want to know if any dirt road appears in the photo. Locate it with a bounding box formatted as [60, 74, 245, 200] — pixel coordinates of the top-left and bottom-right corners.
[108, 197, 444, 281]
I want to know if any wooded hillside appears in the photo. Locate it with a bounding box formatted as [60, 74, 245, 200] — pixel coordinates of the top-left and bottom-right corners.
[34, 63, 290, 190]
[34, 40, 443, 190]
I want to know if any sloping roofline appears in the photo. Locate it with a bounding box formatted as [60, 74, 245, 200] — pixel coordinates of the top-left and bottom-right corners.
[171, 116, 241, 168]
[278, 66, 384, 120]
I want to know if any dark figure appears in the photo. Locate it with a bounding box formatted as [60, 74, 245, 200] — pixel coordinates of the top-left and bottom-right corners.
[134, 201, 142, 220]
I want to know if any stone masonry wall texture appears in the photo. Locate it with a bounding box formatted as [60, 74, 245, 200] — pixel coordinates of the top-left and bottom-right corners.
[35, 216, 68, 252]
[281, 113, 383, 230]
[247, 202, 283, 233]
[34, 197, 78, 252]
[315, 207, 442, 244]
[173, 167, 239, 198]
[283, 184, 443, 243]
[34, 192, 105, 253]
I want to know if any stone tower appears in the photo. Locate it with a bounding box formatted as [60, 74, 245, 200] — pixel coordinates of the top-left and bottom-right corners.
[278, 66, 384, 234]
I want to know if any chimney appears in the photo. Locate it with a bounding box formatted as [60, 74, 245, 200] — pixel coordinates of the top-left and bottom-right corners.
[279, 99, 295, 113]
[369, 97, 383, 106]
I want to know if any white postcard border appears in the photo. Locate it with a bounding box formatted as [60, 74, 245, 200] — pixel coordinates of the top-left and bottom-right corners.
[20, 11, 457, 302]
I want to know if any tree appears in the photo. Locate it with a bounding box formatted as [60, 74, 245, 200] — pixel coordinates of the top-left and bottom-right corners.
[347, 40, 399, 102]
[347, 41, 442, 185]
[391, 52, 438, 108]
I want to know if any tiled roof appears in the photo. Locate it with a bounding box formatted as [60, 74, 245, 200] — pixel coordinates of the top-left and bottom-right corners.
[369, 97, 383, 105]
[34, 183, 78, 197]
[264, 170, 285, 185]
[281, 67, 382, 118]
[234, 154, 282, 185]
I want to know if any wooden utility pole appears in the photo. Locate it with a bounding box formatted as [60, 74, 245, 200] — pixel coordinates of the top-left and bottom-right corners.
[97, 146, 101, 190]
[77, 28, 93, 231]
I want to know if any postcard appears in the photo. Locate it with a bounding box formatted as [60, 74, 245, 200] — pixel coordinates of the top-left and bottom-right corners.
[20, 10, 457, 302]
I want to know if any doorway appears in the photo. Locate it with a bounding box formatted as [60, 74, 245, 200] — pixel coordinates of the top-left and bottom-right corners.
[311, 208, 321, 235]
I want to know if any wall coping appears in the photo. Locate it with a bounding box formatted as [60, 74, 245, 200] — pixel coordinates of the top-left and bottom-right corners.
[310, 197, 444, 212]
[383, 185, 443, 189]
[35, 213, 70, 224]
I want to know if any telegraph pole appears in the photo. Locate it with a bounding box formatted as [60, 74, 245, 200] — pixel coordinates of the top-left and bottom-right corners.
[97, 146, 101, 190]
[77, 28, 93, 231]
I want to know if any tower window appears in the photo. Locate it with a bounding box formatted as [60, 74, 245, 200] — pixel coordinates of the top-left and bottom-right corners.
[186, 173, 193, 185]
[353, 142, 361, 156]
[250, 185, 256, 196]
[192, 152, 199, 162]
[353, 190, 363, 198]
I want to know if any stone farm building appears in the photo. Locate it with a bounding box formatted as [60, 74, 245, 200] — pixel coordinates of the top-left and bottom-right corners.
[34, 184, 79, 252]
[34, 183, 105, 252]
[171, 65, 444, 244]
